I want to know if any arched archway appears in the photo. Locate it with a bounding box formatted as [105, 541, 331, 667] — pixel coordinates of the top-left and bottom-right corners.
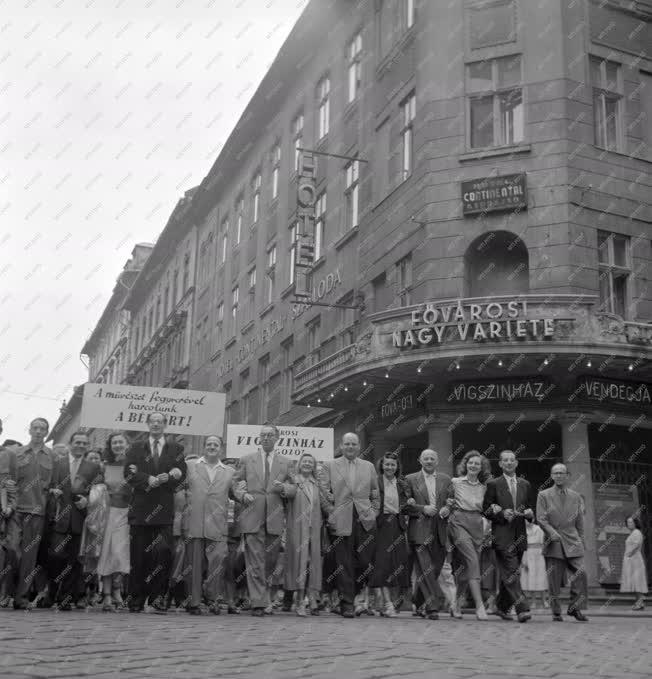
[464, 230, 530, 297]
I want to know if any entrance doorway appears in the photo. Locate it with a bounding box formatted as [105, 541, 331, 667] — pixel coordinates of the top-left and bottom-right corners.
[452, 421, 562, 496]
[395, 433, 429, 476]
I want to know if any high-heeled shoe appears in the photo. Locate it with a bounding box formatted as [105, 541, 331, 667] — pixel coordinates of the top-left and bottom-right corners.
[384, 602, 397, 618]
[632, 601, 645, 611]
[476, 605, 488, 621]
[449, 607, 463, 619]
[296, 604, 307, 617]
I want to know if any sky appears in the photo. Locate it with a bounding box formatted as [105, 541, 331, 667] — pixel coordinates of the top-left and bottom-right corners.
[0, 0, 308, 444]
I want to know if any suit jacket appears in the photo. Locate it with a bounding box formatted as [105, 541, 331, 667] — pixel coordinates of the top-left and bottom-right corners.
[51, 455, 98, 535]
[183, 459, 236, 540]
[320, 456, 380, 536]
[124, 438, 187, 526]
[233, 449, 295, 536]
[536, 486, 585, 558]
[483, 475, 534, 555]
[403, 470, 451, 546]
[377, 475, 410, 531]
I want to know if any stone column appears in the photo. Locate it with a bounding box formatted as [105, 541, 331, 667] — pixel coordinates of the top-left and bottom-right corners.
[559, 413, 598, 586]
[426, 414, 458, 477]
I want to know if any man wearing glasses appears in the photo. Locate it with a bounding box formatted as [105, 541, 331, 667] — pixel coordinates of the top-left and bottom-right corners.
[234, 424, 295, 616]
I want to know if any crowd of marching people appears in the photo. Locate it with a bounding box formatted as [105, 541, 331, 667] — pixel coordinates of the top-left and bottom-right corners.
[0, 414, 648, 620]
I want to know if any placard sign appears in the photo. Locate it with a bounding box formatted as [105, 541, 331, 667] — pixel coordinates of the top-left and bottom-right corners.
[575, 376, 652, 410]
[80, 383, 225, 435]
[462, 173, 527, 215]
[226, 424, 334, 461]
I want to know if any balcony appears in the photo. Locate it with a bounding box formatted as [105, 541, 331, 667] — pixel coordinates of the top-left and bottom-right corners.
[292, 293, 652, 404]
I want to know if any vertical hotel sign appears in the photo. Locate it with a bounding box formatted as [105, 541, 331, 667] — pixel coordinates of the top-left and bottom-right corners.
[294, 151, 317, 299]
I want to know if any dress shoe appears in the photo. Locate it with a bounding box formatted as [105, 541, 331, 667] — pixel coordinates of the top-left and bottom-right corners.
[342, 610, 355, 618]
[75, 598, 87, 610]
[426, 612, 439, 620]
[187, 606, 202, 616]
[227, 606, 240, 615]
[492, 610, 514, 621]
[263, 606, 274, 615]
[354, 605, 365, 617]
[251, 608, 265, 617]
[151, 598, 168, 615]
[517, 612, 532, 623]
[567, 608, 588, 622]
[57, 602, 72, 611]
[552, 614, 564, 621]
[310, 607, 320, 616]
[208, 604, 221, 615]
[13, 599, 30, 611]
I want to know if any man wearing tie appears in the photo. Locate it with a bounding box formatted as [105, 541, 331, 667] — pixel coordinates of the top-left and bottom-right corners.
[49, 430, 98, 610]
[183, 435, 237, 615]
[319, 432, 380, 617]
[124, 412, 186, 613]
[404, 449, 450, 620]
[233, 424, 295, 616]
[536, 463, 589, 622]
[483, 450, 533, 622]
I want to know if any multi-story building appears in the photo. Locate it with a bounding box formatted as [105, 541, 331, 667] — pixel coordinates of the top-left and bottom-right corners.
[187, 0, 652, 587]
[49, 243, 153, 447]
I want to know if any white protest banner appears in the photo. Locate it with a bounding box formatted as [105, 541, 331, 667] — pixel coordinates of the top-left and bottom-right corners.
[226, 424, 334, 462]
[80, 383, 225, 436]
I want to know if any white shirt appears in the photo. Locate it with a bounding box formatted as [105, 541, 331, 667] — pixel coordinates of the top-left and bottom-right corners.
[422, 470, 437, 506]
[260, 447, 276, 470]
[198, 457, 224, 484]
[69, 452, 82, 481]
[383, 477, 399, 514]
[149, 436, 163, 459]
[503, 474, 518, 502]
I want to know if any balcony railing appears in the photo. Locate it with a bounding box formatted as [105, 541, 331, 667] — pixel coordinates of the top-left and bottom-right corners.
[295, 344, 357, 391]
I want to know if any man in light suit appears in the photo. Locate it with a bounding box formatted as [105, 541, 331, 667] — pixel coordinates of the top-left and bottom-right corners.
[183, 435, 237, 615]
[404, 449, 450, 620]
[536, 463, 589, 622]
[319, 432, 379, 618]
[124, 412, 187, 613]
[233, 423, 295, 616]
[483, 450, 533, 623]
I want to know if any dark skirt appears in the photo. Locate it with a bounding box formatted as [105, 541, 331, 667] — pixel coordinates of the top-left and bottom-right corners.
[369, 514, 410, 588]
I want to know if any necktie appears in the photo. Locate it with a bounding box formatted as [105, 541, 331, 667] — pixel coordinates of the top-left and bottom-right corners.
[152, 439, 159, 472]
[264, 453, 270, 488]
[509, 477, 517, 507]
[348, 460, 356, 489]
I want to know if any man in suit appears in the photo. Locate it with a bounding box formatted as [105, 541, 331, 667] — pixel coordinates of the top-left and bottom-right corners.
[49, 430, 98, 610]
[536, 463, 589, 622]
[2, 417, 54, 609]
[183, 434, 238, 615]
[320, 432, 379, 618]
[483, 449, 533, 623]
[124, 412, 186, 613]
[233, 423, 295, 616]
[404, 448, 450, 620]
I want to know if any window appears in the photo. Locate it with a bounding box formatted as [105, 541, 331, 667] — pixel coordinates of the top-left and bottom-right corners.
[396, 254, 413, 306]
[282, 338, 293, 412]
[315, 191, 327, 260]
[307, 318, 321, 367]
[344, 159, 360, 229]
[246, 268, 256, 324]
[163, 285, 170, 318]
[400, 92, 416, 180]
[288, 222, 299, 285]
[172, 269, 179, 304]
[467, 55, 523, 149]
[148, 308, 154, 338]
[372, 272, 389, 312]
[252, 174, 261, 224]
[215, 301, 224, 348]
[337, 293, 356, 348]
[267, 244, 277, 269]
[317, 76, 330, 140]
[259, 355, 270, 421]
[468, 0, 516, 49]
[156, 296, 161, 327]
[235, 196, 244, 245]
[641, 72, 652, 161]
[224, 381, 232, 424]
[182, 253, 190, 292]
[379, 0, 415, 57]
[292, 113, 304, 171]
[266, 245, 277, 305]
[591, 57, 623, 152]
[231, 285, 239, 335]
[271, 145, 281, 200]
[406, 0, 415, 29]
[347, 33, 362, 103]
[198, 239, 209, 287]
[220, 221, 228, 264]
[598, 231, 631, 318]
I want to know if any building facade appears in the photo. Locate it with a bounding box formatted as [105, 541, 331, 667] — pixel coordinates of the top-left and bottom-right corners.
[49, 243, 153, 447]
[185, 0, 652, 587]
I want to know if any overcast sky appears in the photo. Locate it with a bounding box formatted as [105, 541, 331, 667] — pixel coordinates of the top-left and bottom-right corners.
[0, 0, 307, 443]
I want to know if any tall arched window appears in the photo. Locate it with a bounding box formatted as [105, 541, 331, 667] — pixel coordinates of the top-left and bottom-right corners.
[464, 230, 529, 297]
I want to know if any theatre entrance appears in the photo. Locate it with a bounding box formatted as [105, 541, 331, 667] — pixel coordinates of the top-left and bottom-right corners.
[451, 420, 562, 495]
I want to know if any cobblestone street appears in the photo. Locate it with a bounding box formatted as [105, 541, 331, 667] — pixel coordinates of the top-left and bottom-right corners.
[1, 609, 651, 679]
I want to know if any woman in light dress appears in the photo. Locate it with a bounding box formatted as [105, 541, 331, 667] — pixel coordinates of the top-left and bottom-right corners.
[96, 432, 131, 611]
[444, 450, 492, 620]
[620, 515, 648, 610]
[520, 521, 548, 608]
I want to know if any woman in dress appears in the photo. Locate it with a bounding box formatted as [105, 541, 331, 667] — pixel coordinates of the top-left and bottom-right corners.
[97, 432, 131, 611]
[620, 516, 648, 610]
[520, 521, 548, 609]
[369, 452, 410, 617]
[444, 450, 492, 620]
[283, 452, 328, 616]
